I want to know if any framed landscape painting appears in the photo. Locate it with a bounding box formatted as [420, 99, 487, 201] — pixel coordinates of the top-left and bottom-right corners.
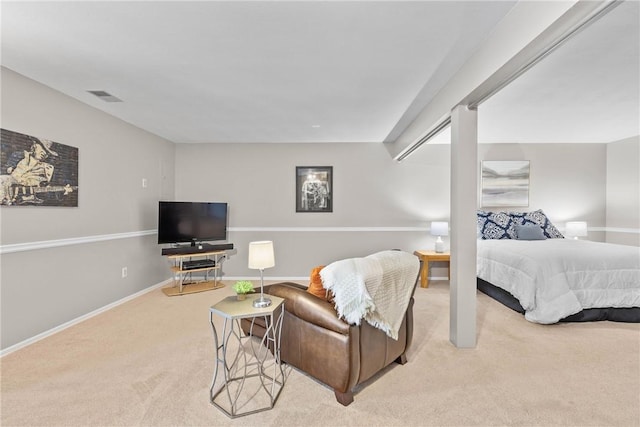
[296, 166, 332, 213]
[481, 160, 529, 207]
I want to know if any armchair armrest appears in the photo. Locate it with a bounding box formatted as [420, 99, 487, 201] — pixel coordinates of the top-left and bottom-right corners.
[268, 283, 351, 335]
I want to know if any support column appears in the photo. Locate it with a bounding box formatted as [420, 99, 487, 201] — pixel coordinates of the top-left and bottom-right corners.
[449, 104, 477, 348]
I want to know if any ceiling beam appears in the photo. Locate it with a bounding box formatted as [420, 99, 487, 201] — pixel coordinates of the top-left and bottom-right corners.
[388, 0, 620, 161]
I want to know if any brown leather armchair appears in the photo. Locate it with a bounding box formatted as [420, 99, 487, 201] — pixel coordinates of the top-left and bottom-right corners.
[248, 274, 418, 406]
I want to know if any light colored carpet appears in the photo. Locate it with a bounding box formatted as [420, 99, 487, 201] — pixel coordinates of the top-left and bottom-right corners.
[1, 280, 639, 426]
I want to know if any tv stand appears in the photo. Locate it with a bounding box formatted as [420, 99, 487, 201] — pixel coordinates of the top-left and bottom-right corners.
[161, 243, 234, 256]
[166, 249, 228, 294]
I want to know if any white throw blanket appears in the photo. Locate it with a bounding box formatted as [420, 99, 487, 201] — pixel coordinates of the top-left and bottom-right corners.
[320, 250, 419, 339]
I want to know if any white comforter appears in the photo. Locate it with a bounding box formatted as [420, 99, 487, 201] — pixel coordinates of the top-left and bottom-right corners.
[477, 239, 640, 324]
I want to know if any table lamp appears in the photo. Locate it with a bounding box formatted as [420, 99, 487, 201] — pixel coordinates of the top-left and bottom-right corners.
[565, 221, 587, 240]
[248, 240, 275, 308]
[431, 221, 448, 253]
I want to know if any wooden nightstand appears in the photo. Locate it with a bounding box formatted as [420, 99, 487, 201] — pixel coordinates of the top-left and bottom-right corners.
[413, 250, 450, 288]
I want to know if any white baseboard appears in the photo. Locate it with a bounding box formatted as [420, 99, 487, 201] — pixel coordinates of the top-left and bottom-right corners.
[0, 278, 172, 358]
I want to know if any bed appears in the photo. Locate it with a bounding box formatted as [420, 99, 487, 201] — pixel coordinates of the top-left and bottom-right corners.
[476, 210, 640, 324]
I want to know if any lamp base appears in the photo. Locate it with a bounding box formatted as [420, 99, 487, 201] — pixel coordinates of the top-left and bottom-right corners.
[435, 236, 444, 253]
[253, 295, 272, 308]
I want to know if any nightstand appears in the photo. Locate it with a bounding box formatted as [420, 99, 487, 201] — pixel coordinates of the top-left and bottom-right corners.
[413, 250, 450, 288]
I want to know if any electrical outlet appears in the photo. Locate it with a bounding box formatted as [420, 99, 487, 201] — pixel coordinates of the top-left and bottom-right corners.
[142, 178, 148, 188]
[121, 267, 128, 278]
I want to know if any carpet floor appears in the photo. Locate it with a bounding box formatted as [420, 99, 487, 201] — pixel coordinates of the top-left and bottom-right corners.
[1, 280, 638, 426]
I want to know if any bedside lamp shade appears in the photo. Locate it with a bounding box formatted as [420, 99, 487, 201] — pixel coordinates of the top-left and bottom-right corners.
[430, 222, 448, 237]
[430, 221, 448, 253]
[565, 221, 587, 239]
[248, 241, 275, 308]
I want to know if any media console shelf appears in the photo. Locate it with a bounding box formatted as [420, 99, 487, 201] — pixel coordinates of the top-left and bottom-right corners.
[167, 250, 227, 294]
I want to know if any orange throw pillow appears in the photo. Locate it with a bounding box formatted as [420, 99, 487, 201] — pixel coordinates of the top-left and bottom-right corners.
[306, 265, 328, 300]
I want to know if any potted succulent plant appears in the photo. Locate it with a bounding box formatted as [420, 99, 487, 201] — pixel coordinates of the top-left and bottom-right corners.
[232, 280, 255, 300]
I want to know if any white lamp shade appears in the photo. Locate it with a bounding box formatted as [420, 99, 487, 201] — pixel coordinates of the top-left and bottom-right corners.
[430, 221, 449, 236]
[565, 221, 588, 237]
[248, 241, 275, 269]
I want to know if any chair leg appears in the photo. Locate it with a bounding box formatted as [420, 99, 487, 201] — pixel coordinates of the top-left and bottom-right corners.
[395, 353, 408, 365]
[334, 390, 354, 406]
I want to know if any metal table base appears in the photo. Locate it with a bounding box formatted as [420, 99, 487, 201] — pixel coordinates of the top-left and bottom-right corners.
[209, 296, 285, 418]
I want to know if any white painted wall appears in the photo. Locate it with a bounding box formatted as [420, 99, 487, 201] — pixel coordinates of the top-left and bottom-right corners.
[606, 136, 640, 246]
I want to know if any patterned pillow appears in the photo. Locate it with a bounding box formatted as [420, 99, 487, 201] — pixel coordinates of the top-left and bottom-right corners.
[477, 210, 518, 239]
[510, 209, 564, 239]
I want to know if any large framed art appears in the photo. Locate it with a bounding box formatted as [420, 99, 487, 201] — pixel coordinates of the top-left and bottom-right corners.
[481, 160, 529, 208]
[296, 166, 332, 213]
[1, 128, 79, 207]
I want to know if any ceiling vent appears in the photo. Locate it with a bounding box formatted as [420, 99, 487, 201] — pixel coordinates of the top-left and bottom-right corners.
[87, 90, 122, 102]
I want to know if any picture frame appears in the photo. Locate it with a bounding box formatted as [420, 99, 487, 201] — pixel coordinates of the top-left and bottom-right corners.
[1, 128, 79, 207]
[481, 160, 530, 207]
[296, 166, 333, 213]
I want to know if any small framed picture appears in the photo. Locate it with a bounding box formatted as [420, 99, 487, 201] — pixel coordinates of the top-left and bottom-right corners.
[296, 166, 333, 213]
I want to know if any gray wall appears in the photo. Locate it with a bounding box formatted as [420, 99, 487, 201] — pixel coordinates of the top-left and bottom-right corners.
[1, 66, 626, 352]
[174, 141, 608, 279]
[0, 68, 175, 350]
[174, 142, 446, 279]
[478, 143, 607, 242]
[606, 136, 640, 246]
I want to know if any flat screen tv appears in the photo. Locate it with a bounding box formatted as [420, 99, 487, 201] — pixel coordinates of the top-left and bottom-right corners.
[158, 201, 228, 245]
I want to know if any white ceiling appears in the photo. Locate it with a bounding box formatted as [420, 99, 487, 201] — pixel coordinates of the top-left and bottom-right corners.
[472, 0, 640, 145]
[1, 1, 638, 145]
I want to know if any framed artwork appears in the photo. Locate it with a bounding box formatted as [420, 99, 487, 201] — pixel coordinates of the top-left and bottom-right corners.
[296, 166, 332, 213]
[1, 128, 79, 207]
[481, 160, 529, 207]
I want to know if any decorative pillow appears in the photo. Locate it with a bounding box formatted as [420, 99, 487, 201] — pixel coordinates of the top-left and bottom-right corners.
[510, 209, 564, 239]
[515, 224, 547, 240]
[306, 265, 332, 301]
[477, 210, 518, 239]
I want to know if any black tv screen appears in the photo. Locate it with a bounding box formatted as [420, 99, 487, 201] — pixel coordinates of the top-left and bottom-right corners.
[158, 201, 228, 245]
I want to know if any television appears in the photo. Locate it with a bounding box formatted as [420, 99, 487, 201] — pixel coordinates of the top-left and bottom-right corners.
[158, 201, 228, 245]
